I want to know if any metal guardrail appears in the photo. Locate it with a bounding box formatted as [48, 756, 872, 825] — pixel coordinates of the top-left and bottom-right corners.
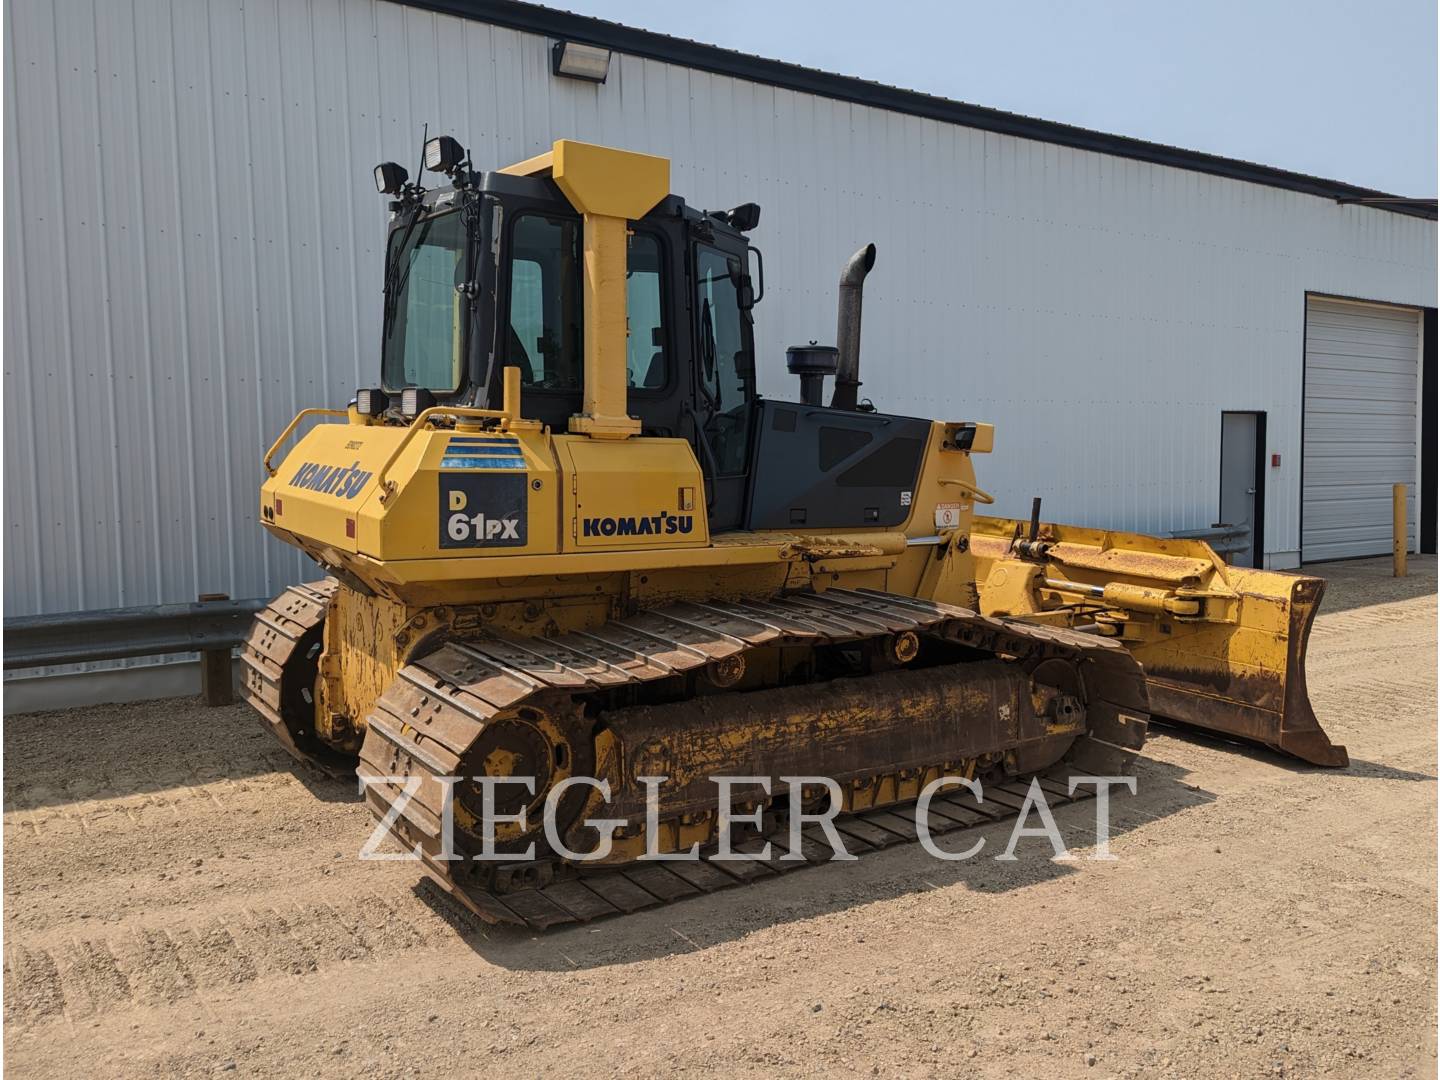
[3, 596, 266, 704]
[1169, 523, 1252, 558]
[3, 597, 266, 669]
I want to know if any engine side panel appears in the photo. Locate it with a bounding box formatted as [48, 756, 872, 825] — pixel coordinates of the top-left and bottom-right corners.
[744, 401, 931, 530]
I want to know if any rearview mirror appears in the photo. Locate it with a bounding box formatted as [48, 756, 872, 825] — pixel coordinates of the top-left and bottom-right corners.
[742, 246, 765, 309]
[736, 274, 756, 310]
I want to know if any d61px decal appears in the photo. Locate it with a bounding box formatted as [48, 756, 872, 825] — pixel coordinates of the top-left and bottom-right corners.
[439, 473, 527, 549]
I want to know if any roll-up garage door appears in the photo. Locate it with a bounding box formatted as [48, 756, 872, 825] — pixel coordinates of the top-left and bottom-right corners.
[1302, 297, 1420, 561]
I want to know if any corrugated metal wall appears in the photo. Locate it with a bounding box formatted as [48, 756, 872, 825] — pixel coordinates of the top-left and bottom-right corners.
[5, 0, 1436, 623]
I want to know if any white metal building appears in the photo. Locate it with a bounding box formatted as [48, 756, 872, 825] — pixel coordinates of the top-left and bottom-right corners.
[4, 0, 1435, 699]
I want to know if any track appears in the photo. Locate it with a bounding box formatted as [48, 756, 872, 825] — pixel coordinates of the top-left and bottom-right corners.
[4, 557, 1434, 1079]
[356, 588, 1149, 928]
[239, 579, 339, 767]
[384, 774, 1104, 931]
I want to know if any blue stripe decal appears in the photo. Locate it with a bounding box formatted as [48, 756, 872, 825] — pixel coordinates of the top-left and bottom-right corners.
[440, 456, 528, 470]
[447, 443, 523, 456]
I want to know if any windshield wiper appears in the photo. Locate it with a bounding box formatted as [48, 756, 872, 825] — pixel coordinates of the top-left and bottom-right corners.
[382, 208, 427, 339]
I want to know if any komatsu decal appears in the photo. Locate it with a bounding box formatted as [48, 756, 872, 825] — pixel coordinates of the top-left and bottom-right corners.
[288, 460, 372, 499]
[582, 513, 694, 538]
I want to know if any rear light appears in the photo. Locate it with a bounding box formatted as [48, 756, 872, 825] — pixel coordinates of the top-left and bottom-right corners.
[401, 387, 436, 417]
[355, 388, 389, 416]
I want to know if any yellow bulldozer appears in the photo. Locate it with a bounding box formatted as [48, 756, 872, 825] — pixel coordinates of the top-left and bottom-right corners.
[242, 138, 1343, 927]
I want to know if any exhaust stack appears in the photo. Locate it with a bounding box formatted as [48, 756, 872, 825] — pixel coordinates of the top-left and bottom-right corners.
[830, 243, 877, 411]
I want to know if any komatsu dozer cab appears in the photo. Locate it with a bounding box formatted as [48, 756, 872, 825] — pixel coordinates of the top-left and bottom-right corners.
[243, 137, 1343, 927]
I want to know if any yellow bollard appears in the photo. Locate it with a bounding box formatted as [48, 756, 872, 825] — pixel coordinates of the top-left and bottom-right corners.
[1393, 483, 1408, 577]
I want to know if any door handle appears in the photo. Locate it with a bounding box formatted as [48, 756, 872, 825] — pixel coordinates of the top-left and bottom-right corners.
[681, 400, 719, 512]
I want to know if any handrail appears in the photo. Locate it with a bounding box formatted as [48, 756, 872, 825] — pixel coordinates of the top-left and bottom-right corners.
[937, 477, 996, 504]
[375, 404, 513, 502]
[264, 369, 533, 497]
[374, 367, 529, 502]
[262, 408, 348, 476]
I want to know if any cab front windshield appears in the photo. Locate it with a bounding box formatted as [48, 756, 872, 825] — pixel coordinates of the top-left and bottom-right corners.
[381, 209, 466, 393]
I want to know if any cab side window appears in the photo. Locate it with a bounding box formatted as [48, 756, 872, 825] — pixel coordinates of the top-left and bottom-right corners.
[695, 245, 750, 474]
[506, 215, 670, 398]
[507, 214, 582, 390]
[627, 232, 666, 390]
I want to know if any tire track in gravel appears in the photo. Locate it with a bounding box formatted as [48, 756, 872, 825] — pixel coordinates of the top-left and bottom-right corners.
[2, 889, 461, 1027]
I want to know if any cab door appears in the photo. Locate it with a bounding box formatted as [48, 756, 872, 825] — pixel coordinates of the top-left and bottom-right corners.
[688, 240, 756, 531]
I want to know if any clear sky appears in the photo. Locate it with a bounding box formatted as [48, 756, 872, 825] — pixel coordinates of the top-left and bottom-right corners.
[552, 0, 1437, 195]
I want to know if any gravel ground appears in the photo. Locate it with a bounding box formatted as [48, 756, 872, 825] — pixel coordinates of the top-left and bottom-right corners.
[4, 556, 1435, 1079]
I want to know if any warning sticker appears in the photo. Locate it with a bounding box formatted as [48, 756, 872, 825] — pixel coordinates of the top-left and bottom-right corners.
[934, 502, 964, 529]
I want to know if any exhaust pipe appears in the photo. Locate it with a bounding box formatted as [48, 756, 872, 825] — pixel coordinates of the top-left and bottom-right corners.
[830, 243, 876, 411]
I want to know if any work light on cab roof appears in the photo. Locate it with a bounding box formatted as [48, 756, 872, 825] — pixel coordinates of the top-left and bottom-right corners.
[373, 161, 408, 195]
[423, 135, 466, 176]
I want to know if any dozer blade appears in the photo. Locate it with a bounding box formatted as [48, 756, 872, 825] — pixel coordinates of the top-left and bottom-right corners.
[1125, 569, 1342, 766]
[971, 516, 1347, 768]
